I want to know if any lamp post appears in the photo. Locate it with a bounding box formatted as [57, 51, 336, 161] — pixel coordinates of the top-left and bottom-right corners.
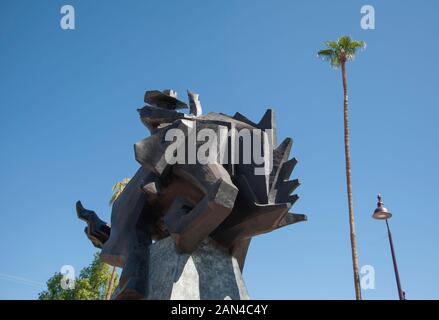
[372, 194, 405, 300]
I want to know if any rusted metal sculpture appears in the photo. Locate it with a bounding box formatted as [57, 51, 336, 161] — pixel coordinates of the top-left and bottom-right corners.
[76, 89, 306, 299]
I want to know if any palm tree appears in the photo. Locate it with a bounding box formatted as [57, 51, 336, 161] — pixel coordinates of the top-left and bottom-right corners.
[318, 36, 366, 300]
[104, 177, 131, 300]
[109, 178, 131, 206]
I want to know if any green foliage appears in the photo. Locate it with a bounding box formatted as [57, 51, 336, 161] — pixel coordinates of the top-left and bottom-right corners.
[109, 178, 131, 206]
[317, 35, 366, 67]
[38, 253, 119, 300]
[37, 273, 75, 300]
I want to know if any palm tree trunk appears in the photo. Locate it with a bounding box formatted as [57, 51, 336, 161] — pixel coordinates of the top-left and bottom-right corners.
[341, 61, 362, 300]
[105, 266, 117, 300]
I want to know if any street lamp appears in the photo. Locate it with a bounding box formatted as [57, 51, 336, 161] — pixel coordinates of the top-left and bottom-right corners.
[372, 194, 405, 300]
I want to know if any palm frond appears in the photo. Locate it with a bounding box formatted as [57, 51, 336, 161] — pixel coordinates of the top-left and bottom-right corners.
[317, 49, 334, 56]
[325, 41, 338, 49]
[338, 36, 352, 48]
[318, 36, 366, 66]
[351, 40, 366, 50]
[317, 49, 335, 62]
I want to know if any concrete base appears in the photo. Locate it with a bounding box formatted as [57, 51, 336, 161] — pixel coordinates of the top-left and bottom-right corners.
[146, 237, 250, 300]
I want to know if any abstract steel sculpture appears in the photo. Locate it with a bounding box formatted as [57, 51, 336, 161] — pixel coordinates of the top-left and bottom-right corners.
[76, 89, 306, 299]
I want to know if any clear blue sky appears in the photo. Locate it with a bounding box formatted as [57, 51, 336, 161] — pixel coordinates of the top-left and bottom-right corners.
[1, 0, 438, 300]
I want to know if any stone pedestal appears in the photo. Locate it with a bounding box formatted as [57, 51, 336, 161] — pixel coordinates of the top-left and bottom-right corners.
[146, 237, 250, 300]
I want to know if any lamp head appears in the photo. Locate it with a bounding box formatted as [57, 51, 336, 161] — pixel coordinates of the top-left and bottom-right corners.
[372, 194, 392, 220]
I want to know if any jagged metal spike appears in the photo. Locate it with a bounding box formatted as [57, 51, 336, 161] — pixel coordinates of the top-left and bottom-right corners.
[276, 179, 300, 202]
[276, 212, 307, 229]
[258, 109, 277, 148]
[268, 138, 292, 196]
[275, 137, 292, 152]
[257, 109, 275, 130]
[278, 158, 297, 182]
[232, 112, 258, 127]
[287, 194, 299, 205]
